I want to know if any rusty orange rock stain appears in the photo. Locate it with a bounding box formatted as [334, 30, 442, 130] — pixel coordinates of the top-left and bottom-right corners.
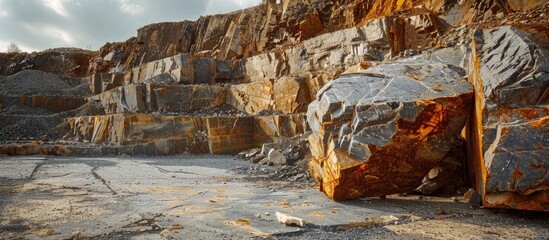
[514, 169, 524, 180]
[234, 218, 251, 226]
[530, 164, 543, 169]
[311, 211, 324, 217]
[148, 186, 192, 193]
[517, 201, 545, 211]
[500, 127, 511, 139]
[276, 201, 291, 207]
[531, 117, 549, 129]
[359, 62, 372, 69]
[171, 223, 182, 229]
[518, 109, 539, 120]
[405, 73, 423, 81]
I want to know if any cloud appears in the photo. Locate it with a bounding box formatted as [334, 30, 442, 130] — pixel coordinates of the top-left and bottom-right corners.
[119, 0, 144, 15]
[42, 0, 69, 17]
[0, 0, 262, 52]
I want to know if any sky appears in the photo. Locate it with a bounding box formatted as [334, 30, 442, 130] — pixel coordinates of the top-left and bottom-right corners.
[0, 0, 262, 52]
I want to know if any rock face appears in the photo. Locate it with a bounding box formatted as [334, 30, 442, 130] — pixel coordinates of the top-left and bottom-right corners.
[307, 61, 473, 200]
[64, 113, 306, 155]
[90, 0, 544, 74]
[0, 70, 93, 142]
[467, 26, 549, 210]
[95, 83, 226, 114]
[0, 0, 547, 211]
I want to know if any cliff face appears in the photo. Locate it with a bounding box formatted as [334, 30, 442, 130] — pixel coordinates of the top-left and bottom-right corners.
[89, 0, 546, 74]
[0, 0, 547, 211]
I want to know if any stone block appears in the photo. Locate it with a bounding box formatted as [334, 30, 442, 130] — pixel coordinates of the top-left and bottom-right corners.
[227, 80, 274, 114]
[97, 83, 227, 114]
[467, 26, 549, 211]
[307, 60, 473, 200]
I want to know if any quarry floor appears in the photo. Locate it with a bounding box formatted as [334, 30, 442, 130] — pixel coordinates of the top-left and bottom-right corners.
[0, 156, 547, 240]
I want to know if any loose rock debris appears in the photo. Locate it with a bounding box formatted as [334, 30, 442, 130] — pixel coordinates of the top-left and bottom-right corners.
[0, 3, 547, 240]
[276, 212, 306, 227]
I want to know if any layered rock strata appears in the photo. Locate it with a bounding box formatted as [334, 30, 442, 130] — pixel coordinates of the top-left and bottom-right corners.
[307, 60, 473, 200]
[91, 0, 544, 74]
[467, 26, 549, 210]
[0, 0, 547, 212]
[63, 113, 306, 155]
[95, 83, 226, 114]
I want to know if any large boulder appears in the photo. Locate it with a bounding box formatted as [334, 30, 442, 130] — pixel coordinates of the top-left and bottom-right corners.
[467, 26, 549, 211]
[307, 60, 473, 200]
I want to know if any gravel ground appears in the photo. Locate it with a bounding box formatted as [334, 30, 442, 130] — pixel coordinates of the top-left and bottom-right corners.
[0, 70, 90, 96]
[1, 156, 547, 240]
[263, 205, 549, 240]
[0, 101, 105, 142]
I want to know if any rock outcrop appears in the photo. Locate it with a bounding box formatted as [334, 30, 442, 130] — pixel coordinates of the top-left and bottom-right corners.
[307, 60, 473, 200]
[467, 26, 549, 210]
[0, 48, 94, 77]
[94, 83, 227, 114]
[0, 0, 547, 211]
[63, 113, 306, 155]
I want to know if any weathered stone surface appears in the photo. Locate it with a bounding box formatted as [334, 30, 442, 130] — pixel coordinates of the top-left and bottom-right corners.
[227, 17, 449, 114]
[299, 13, 324, 41]
[92, 0, 518, 74]
[123, 54, 233, 85]
[96, 83, 227, 114]
[464, 188, 483, 208]
[307, 60, 473, 200]
[227, 80, 274, 115]
[0, 1, 547, 216]
[90, 21, 196, 73]
[137, 21, 196, 64]
[413, 44, 470, 69]
[89, 72, 125, 94]
[126, 54, 192, 85]
[65, 114, 245, 155]
[64, 113, 306, 155]
[8, 95, 86, 113]
[227, 77, 313, 115]
[147, 84, 227, 113]
[254, 114, 308, 144]
[442, 0, 545, 27]
[273, 77, 313, 114]
[467, 26, 549, 211]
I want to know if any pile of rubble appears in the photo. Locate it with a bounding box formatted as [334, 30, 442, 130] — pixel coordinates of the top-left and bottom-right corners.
[0, 0, 547, 211]
[235, 134, 313, 183]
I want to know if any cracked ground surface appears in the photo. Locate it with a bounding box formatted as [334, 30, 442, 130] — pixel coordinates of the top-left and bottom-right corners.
[0, 156, 547, 239]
